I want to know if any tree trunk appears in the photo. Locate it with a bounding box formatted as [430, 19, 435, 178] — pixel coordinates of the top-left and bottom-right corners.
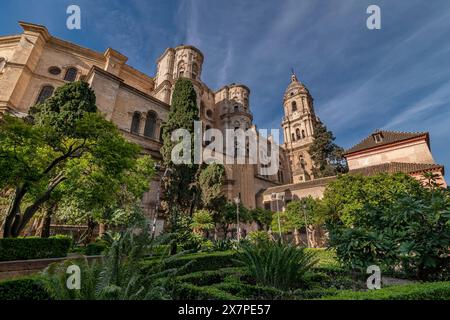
[40, 206, 54, 238]
[1, 185, 27, 238]
[293, 228, 300, 245]
[78, 218, 97, 245]
[99, 223, 107, 237]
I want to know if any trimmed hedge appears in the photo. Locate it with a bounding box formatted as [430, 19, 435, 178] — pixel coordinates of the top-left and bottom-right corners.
[84, 241, 108, 256]
[143, 251, 239, 275]
[175, 267, 245, 286]
[320, 281, 450, 300]
[175, 283, 239, 300]
[0, 236, 72, 261]
[213, 282, 294, 300]
[0, 276, 50, 300]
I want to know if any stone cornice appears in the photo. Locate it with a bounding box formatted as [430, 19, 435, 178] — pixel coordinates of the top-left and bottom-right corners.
[88, 65, 170, 110]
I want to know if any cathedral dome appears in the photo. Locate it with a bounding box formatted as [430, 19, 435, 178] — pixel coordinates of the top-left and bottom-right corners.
[285, 73, 309, 96]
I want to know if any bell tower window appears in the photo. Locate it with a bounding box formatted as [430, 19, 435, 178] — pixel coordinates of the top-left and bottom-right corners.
[296, 128, 301, 140]
[292, 101, 297, 112]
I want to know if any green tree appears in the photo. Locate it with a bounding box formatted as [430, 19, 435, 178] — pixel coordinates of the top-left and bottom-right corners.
[323, 173, 450, 279]
[308, 121, 347, 178]
[56, 155, 155, 243]
[215, 202, 251, 238]
[191, 209, 214, 235]
[198, 163, 225, 209]
[160, 79, 200, 252]
[249, 208, 273, 231]
[160, 79, 200, 213]
[0, 82, 148, 237]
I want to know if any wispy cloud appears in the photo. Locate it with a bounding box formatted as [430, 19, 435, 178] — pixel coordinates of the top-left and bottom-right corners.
[2, 0, 449, 170]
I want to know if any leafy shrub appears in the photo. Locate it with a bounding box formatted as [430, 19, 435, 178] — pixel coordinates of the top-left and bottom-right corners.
[320, 281, 450, 300]
[211, 239, 234, 251]
[143, 251, 239, 275]
[213, 282, 294, 300]
[0, 276, 50, 300]
[174, 283, 238, 300]
[236, 241, 318, 290]
[0, 236, 72, 261]
[84, 240, 109, 256]
[324, 173, 450, 279]
[42, 227, 180, 300]
[293, 288, 339, 299]
[175, 268, 245, 286]
[247, 231, 271, 245]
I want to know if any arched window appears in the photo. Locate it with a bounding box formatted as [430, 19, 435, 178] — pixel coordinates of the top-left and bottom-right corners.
[130, 112, 141, 134]
[296, 128, 301, 140]
[64, 67, 78, 82]
[178, 61, 185, 78]
[234, 106, 239, 112]
[291, 133, 295, 141]
[144, 112, 157, 138]
[292, 101, 297, 112]
[36, 85, 55, 104]
[192, 63, 198, 79]
[302, 130, 306, 139]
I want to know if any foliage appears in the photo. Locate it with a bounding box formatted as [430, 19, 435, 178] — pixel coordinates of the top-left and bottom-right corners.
[0, 81, 151, 237]
[0, 236, 72, 261]
[191, 210, 214, 234]
[249, 208, 273, 231]
[84, 240, 109, 256]
[247, 231, 271, 245]
[323, 173, 425, 226]
[324, 173, 450, 280]
[143, 251, 239, 275]
[198, 163, 226, 209]
[214, 202, 251, 237]
[236, 241, 318, 290]
[42, 226, 179, 300]
[211, 239, 234, 251]
[174, 283, 239, 300]
[308, 121, 348, 178]
[174, 267, 245, 286]
[320, 281, 450, 300]
[0, 276, 50, 300]
[160, 79, 200, 215]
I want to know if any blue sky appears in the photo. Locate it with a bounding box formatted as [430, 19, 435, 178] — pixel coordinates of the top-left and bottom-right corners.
[1, 0, 450, 173]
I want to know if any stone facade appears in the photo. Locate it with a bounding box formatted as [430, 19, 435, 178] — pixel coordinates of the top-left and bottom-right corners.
[0, 22, 446, 234]
[0, 22, 288, 230]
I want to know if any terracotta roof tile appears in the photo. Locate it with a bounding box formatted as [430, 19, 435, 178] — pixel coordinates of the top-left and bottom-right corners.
[345, 130, 428, 155]
[349, 162, 444, 176]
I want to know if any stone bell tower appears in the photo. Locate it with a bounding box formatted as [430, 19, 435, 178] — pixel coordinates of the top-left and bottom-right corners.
[282, 72, 317, 183]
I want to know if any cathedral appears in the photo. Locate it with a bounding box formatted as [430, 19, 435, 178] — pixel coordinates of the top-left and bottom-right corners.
[0, 22, 446, 233]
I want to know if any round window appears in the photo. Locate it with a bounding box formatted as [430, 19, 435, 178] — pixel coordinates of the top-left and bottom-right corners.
[206, 109, 213, 118]
[48, 66, 61, 75]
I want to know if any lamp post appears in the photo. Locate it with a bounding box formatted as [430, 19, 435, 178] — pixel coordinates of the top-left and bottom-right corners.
[234, 194, 241, 241]
[152, 165, 171, 240]
[302, 202, 309, 248]
[271, 193, 284, 242]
